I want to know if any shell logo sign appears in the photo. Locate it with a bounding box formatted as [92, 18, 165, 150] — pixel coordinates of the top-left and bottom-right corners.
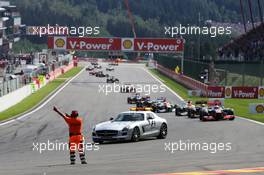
[53, 37, 66, 50]
[225, 86, 232, 98]
[258, 86, 264, 99]
[256, 105, 264, 113]
[121, 38, 134, 51]
[249, 103, 264, 114]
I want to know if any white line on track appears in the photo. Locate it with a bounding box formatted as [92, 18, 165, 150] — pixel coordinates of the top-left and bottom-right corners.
[0, 68, 85, 127]
[142, 67, 264, 126]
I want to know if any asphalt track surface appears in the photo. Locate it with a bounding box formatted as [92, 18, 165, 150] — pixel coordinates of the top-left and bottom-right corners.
[0, 63, 263, 175]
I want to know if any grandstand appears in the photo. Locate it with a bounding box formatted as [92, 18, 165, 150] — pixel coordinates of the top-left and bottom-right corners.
[218, 0, 264, 62]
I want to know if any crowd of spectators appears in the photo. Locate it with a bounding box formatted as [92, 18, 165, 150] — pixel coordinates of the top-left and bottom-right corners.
[217, 23, 264, 62]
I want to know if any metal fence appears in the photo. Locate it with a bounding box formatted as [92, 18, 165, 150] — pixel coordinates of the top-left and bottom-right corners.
[0, 77, 23, 97]
[156, 55, 264, 86]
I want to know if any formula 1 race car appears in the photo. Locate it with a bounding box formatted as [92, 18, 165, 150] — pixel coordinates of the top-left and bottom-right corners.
[106, 76, 119, 83]
[127, 93, 150, 104]
[151, 101, 174, 113]
[89, 70, 96, 75]
[199, 105, 235, 121]
[175, 101, 207, 118]
[91, 62, 98, 66]
[95, 65, 102, 69]
[95, 71, 109, 78]
[106, 66, 114, 71]
[109, 62, 119, 66]
[135, 97, 173, 113]
[86, 66, 94, 71]
[120, 84, 136, 93]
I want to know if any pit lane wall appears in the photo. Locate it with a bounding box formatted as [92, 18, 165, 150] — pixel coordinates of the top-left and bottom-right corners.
[0, 62, 75, 112]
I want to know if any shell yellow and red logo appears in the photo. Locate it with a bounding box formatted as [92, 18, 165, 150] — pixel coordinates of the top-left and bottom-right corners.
[55, 38, 65, 48]
[123, 40, 133, 49]
[225, 87, 232, 97]
[121, 38, 134, 51]
[255, 104, 264, 113]
[259, 87, 264, 98]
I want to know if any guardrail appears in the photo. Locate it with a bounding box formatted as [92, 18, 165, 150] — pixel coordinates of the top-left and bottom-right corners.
[0, 62, 75, 112]
[156, 64, 208, 95]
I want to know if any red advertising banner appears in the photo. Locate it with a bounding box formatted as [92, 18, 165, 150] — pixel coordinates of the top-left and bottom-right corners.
[232, 87, 258, 99]
[134, 38, 184, 52]
[48, 37, 121, 51]
[48, 37, 184, 53]
[207, 86, 225, 98]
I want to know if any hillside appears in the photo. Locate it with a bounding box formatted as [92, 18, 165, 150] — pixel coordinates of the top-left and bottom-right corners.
[10, 0, 263, 58]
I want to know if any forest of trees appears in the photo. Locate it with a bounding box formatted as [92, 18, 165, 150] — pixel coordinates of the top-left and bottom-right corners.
[10, 0, 263, 59]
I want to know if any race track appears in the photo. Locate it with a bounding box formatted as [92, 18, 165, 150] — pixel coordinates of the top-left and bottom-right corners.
[0, 63, 263, 175]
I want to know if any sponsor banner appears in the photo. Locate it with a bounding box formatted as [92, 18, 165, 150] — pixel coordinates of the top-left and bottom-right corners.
[225, 86, 232, 99]
[48, 37, 184, 53]
[249, 103, 264, 114]
[258, 86, 264, 99]
[207, 86, 225, 98]
[232, 87, 258, 99]
[188, 90, 201, 97]
[134, 38, 184, 53]
[48, 37, 121, 51]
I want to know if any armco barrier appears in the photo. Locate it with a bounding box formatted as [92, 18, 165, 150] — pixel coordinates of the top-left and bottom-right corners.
[157, 64, 208, 95]
[0, 62, 75, 113]
[0, 85, 32, 112]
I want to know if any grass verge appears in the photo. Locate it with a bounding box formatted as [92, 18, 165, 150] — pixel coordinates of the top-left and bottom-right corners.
[149, 69, 264, 123]
[0, 67, 83, 122]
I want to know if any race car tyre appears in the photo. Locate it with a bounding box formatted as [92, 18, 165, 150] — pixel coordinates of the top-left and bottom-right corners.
[187, 109, 194, 118]
[175, 108, 180, 116]
[229, 117, 235, 121]
[158, 123, 167, 139]
[93, 139, 104, 144]
[131, 127, 140, 142]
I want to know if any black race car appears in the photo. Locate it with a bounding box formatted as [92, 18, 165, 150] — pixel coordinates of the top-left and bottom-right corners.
[152, 101, 174, 113]
[199, 105, 235, 121]
[95, 71, 109, 78]
[175, 101, 206, 118]
[91, 62, 98, 66]
[106, 66, 114, 71]
[106, 76, 119, 83]
[120, 84, 136, 93]
[127, 93, 150, 104]
[89, 70, 96, 75]
[109, 62, 119, 66]
[135, 97, 173, 113]
[86, 66, 94, 71]
[95, 65, 102, 69]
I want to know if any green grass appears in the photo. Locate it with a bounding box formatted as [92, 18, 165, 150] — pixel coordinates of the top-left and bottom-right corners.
[58, 67, 83, 79]
[149, 69, 264, 123]
[0, 67, 83, 121]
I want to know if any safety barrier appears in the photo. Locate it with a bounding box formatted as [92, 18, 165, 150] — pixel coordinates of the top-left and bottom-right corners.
[157, 64, 208, 95]
[0, 62, 75, 113]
